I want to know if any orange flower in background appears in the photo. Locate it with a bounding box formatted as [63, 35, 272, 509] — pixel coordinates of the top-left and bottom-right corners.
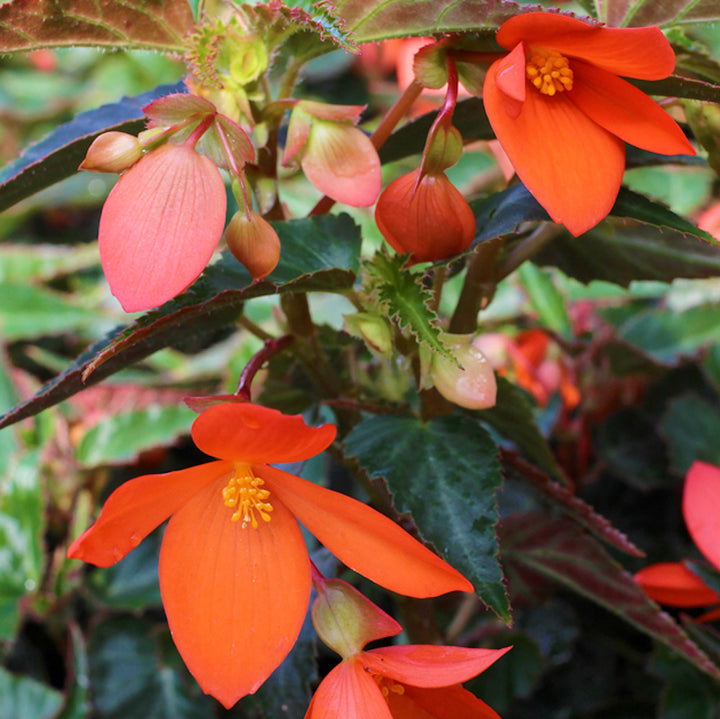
[375, 168, 476, 263]
[307, 576, 510, 719]
[68, 403, 472, 708]
[483, 12, 695, 236]
[635, 461, 720, 614]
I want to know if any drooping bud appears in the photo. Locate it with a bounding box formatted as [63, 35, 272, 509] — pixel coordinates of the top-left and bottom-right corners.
[311, 578, 402, 659]
[79, 132, 143, 173]
[375, 169, 476, 263]
[224, 210, 281, 281]
[430, 334, 497, 410]
[344, 312, 393, 356]
[423, 121, 464, 175]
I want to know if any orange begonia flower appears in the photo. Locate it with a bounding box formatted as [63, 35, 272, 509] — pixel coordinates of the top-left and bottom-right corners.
[483, 12, 695, 236]
[67, 403, 472, 708]
[635, 462, 720, 609]
[98, 142, 227, 312]
[375, 168, 476, 263]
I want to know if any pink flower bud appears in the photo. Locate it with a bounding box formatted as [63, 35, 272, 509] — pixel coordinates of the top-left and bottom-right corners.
[375, 169, 476, 263]
[224, 210, 281, 281]
[79, 132, 143, 173]
[431, 334, 497, 410]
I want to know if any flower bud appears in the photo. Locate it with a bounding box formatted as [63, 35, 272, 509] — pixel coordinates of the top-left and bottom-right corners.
[343, 312, 393, 356]
[224, 210, 281, 281]
[431, 334, 497, 409]
[79, 132, 143, 173]
[311, 578, 401, 659]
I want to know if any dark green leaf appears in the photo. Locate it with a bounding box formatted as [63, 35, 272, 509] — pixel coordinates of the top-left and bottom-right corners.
[0, 213, 361, 429]
[343, 413, 509, 622]
[0, 668, 62, 719]
[0, 82, 184, 213]
[0, 0, 194, 52]
[659, 394, 720, 474]
[501, 513, 720, 681]
[88, 617, 212, 719]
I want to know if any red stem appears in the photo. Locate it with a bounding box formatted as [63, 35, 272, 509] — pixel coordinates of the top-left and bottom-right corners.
[235, 334, 294, 401]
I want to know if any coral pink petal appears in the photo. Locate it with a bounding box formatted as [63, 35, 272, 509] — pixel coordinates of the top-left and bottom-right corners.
[634, 562, 720, 607]
[570, 62, 694, 156]
[484, 60, 625, 236]
[305, 660, 392, 719]
[67, 460, 230, 567]
[159, 475, 312, 708]
[302, 123, 381, 207]
[260, 466, 473, 597]
[362, 645, 512, 687]
[191, 403, 336, 463]
[387, 684, 502, 719]
[684, 461, 720, 570]
[99, 143, 226, 312]
[496, 12, 675, 79]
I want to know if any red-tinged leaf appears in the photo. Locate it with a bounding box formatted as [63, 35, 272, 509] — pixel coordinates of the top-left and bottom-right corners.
[143, 94, 215, 126]
[332, 0, 545, 43]
[501, 450, 645, 557]
[0, 214, 361, 430]
[0, 0, 195, 52]
[600, 0, 720, 27]
[501, 513, 720, 680]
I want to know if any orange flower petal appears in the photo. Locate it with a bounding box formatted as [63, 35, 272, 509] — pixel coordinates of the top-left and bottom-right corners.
[494, 41, 526, 107]
[306, 659, 392, 719]
[497, 12, 675, 80]
[260, 465, 473, 597]
[302, 122, 381, 207]
[159, 475, 312, 708]
[570, 62, 694, 156]
[362, 645, 512, 687]
[684, 461, 720, 570]
[387, 684, 502, 719]
[634, 562, 720, 607]
[99, 143, 226, 312]
[67, 460, 230, 567]
[484, 60, 625, 236]
[191, 403, 336, 463]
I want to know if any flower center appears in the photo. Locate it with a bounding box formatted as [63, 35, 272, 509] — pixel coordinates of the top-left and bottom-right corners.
[222, 463, 273, 528]
[526, 48, 573, 96]
[371, 674, 405, 698]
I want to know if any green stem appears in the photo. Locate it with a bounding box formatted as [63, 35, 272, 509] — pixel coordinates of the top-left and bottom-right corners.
[494, 222, 560, 281]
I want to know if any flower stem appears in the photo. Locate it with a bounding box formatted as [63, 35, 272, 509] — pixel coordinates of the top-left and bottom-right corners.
[235, 335, 294, 401]
[494, 222, 561, 281]
[184, 113, 215, 149]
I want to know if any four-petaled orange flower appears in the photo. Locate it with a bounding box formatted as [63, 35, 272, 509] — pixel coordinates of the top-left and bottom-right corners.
[307, 577, 509, 719]
[483, 12, 695, 236]
[635, 461, 720, 615]
[67, 403, 472, 708]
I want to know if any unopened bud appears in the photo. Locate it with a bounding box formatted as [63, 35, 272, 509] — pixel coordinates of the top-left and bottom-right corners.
[312, 578, 401, 659]
[431, 333, 497, 410]
[344, 313, 393, 356]
[79, 132, 142, 173]
[224, 210, 280, 281]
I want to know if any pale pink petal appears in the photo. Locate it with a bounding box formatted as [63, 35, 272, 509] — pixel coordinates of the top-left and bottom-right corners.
[684, 461, 720, 570]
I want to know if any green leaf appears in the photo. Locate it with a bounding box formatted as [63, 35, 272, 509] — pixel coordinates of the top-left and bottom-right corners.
[343, 413, 510, 622]
[0, 667, 63, 719]
[0, 82, 184, 214]
[87, 617, 212, 719]
[0, 451, 44, 639]
[501, 513, 720, 681]
[75, 405, 195, 467]
[365, 252, 453, 364]
[0, 284, 101, 341]
[59, 625, 91, 719]
[0, 213, 361, 430]
[0, 0, 194, 53]
[658, 394, 720, 474]
[517, 263, 572, 338]
[477, 376, 562, 482]
[333, 0, 544, 43]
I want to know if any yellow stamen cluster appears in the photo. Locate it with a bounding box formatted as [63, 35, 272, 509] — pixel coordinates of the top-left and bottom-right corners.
[222, 464, 273, 528]
[526, 48, 574, 96]
[371, 674, 405, 698]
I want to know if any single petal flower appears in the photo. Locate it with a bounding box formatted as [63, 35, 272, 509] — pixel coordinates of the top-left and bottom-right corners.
[98, 142, 227, 312]
[307, 578, 509, 719]
[375, 168, 476, 263]
[483, 12, 695, 236]
[68, 403, 472, 708]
